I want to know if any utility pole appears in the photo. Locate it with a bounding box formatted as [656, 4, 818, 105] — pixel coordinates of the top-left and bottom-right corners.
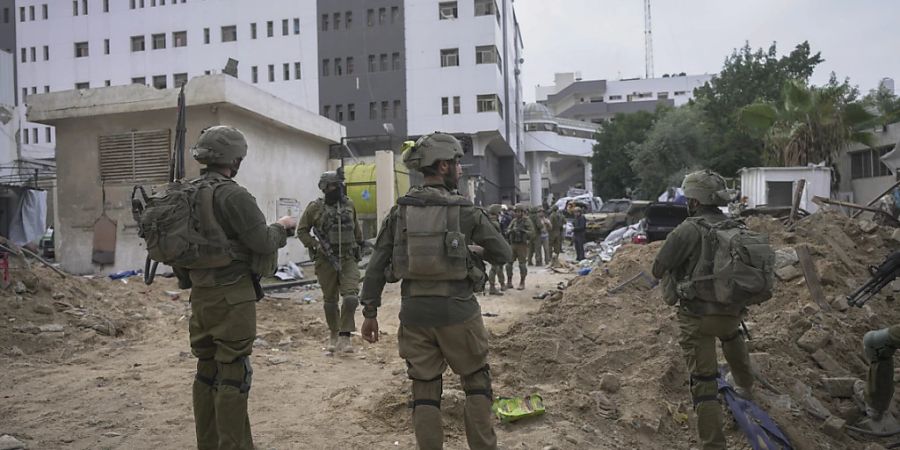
[644, 0, 654, 79]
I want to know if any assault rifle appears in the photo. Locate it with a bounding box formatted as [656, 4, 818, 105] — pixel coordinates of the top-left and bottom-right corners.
[312, 226, 341, 272]
[847, 250, 900, 307]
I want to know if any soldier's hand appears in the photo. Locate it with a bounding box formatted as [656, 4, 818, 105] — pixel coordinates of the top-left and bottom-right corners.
[468, 244, 485, 256]
[361, 318, 379, 343]
[277, 215, 298, 230]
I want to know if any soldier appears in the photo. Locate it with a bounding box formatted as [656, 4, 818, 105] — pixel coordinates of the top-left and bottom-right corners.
[571, 207, 587, 261]
[180, 126, 297, 450]
[860, 325, 900, 428]
[527, 206, 545, 266]
[297, 171, 364, 354]
[359, 133, 512, 450]
[507, 204, 533, 290]
[500, 206, 515, 290]
[548, 206, 564, 261]
[486, 204, 507, 295]
[539, 210, 552, 265]
[651, 170, 754, 450]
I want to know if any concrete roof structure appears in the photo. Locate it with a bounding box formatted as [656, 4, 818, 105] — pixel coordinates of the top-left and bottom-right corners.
[27, 75, 344, 145]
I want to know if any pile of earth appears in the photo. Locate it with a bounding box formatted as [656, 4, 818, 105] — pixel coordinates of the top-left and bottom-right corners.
[490, 209, 900, 449]
[0, 264, 184, 361]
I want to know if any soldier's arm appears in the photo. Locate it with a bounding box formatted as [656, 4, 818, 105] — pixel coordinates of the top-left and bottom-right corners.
[352, 203, 363, 243]
[471, 209, 512, 265]
[360, 207, 397, 317]
[295, 201, 319, 250]
[651, 223, 696, 279]
[219, 188, 287, 253]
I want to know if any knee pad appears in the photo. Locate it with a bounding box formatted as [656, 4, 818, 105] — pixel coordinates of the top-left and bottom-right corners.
[218, 356, 253, 394]
[410, 374, 443, 409]
[461, 365, 493, 400]
[865, 328, 897, 363]
[195, 358, 217, 387]
[689, 373, 719, 408]
[342, 295, 359, 309]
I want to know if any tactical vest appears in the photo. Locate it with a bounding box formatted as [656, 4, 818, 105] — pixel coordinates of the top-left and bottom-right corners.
[391, 190, 471, 283]
[319, 199, 356, 247]
[508, 218, 528, 244]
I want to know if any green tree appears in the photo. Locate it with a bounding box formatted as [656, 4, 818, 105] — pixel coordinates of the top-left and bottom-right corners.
[591, 110, 658, 199]
[629, 105, 711, 198]
[693, 41, 824, 175]
[861, 84, 900, 131]
[740, 79, 875, 167]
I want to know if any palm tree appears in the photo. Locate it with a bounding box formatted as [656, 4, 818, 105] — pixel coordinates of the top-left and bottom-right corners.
[740, 79, 875, 167]
[861, 84, 900, 132]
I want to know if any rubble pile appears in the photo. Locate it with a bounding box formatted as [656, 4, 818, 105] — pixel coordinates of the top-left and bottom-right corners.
[491, 210, 900, 449]
[0, 265, 182, 360]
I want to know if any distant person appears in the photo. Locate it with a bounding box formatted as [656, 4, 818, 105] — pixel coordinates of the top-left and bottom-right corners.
[571, 207, 587, 261]
[527, 205, 545, 266]
[359, 133, 511, 449]
[539, 210, 552, 264]
[507, 204, 533, 289]
[486, 204, 508, 295]
[548, 206, 564, 261]
[180, 126, 296, 450]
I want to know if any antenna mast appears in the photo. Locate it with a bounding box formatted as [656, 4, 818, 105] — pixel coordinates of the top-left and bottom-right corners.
[644, 0, 654, 79]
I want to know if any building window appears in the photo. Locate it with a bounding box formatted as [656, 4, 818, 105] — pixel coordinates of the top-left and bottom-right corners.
[333, 12, 341, 30]
[369, 102, 376, 120]
[381, 101, 388, 119]
[151, 33, 166, 49]
[173, 31, 187, 47]
[368, 54, 376, 72]
[453, 96, 461, 114]
[203, 28, 210, 44]
[439, 2, 458, 19]
[293, 18, 300, 34]
[130, 0, 135, 8]
[29, 47, 35, 62]
[391, 52, 400, 71]
[657, 92, 669, 99]
[851, 146, 893, 179]
[98, 130, 171, 184]
[366, 9, 374, 26]
[477, 94, 500, 113]
[19, 48, 25, 63]
[3, 8, 9, 23]
[267, 21, 273, 37]
[321, 14, 328, 31]
[75, 81, 90, 89]
[334, 58, 342, 76]
[103, 0, 109, 12]
[379, 54, 387, 72]
[43, 46, 49, 60]
[42, 4, 48, 19]
[393, 100, 401, 118]
[475, 45, 498, 65]
[71, 1, 77, 16]
[250, 23, 257, 39]
[475, 0, 497, 17]
[346, 57, 354, 75]
[282, 63, 289, 80]
[391, 6, 399, 23]
[173, 73, 187, 87]
[343, 12, 350, 29]
[268, 64, 274, 82]
[281, 18, 288, 35]
[322, 59, 329, 76]
[440, 48, 459, 67]
[32, 128, 38, 143]
[82, 0, 88, 14]
[44, 85, 49, 93]
[152, 75, 166, 89]
[74, 41, 89, 57]
[294, 62, 301, 79]
[221, 25, 237, 42]
[674, 91, 687, 96]
[18, 6, 24, 22]
[251, 66, 258, 83]
[608, 95, 622, 101]
[23, 128, 28, 144]
[348, 103, 355, 121]
[131, 76, 146, 85]
[322, 105, 330, 118]
[378, 7, 386, 25]
[335, 105, 344, 122]
[442, 97, 449, 115]
[131, 35, 145, 51]
[46, 128, 52, 142]
[104, 39, 110, 54]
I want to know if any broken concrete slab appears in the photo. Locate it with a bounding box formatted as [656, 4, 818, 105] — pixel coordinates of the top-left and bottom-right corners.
[0, 434, 25, 450]
[821, 415, 846, 438]
[858, 220, 879, 234]
[830, 296, 849, 312]
[797, 327, 831, 353]
[821, 377, 859, 398]
[776, 265, 802, 282]
[892, 228, 900, 243]
[774, 247, 798, 269]
[811, 349, 848, 375]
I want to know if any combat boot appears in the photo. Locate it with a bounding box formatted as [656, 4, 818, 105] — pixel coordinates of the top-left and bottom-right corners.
[505, 280, 513, 290]
[489, 283, 501, 296]
[517, 275, 525, 290]
[337, 333, 354, 353]
[327, 331, 339, 353]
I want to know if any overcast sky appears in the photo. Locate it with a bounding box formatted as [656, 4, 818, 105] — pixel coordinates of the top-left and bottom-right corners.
[515, 0, 900, 102]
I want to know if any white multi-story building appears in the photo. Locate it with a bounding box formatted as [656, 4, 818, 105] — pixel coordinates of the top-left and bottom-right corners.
[15, 0, 320, 159]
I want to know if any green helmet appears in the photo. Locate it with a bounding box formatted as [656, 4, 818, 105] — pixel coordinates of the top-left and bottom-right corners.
[487, 204, 502, 215]
[191, 125, 248, 165]
[318, 171, 343, 191]
[514, 203, 528, 213]
[682, 169, 730, 206]
[401, 132, 464, 171]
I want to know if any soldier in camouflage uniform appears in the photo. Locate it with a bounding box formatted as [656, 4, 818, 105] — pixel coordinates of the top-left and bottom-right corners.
[178, 126, 297, 450]
[486, 204, 507, 295]
[527, 206, 545, 266]
[651, 170, 753, 450]
[297, 171, 364, 354]
[508, 204, 533, 290]
[548, 206, 564, 261]
[859, 325, 900, 429]
[360, 133, 512, 450]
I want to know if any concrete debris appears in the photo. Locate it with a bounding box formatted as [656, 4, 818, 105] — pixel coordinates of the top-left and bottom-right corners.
[811, 349, 847, 375]
[0, 435, 26, 450]
[858, 220, 879, 234]
[38, 324, 64, 333]
[829, 296, 849, 312]
[797, 327, 831, 353]
[8, 346, 24, 357]
[267, 356, 289, 365]
[775, 265, 802, 281]
[51, 292, 66, 300]
[820, 415, 846, 439]
[253, 338, 270, 348]
[820, 377, 858, 398]
[599, 373, 621, 393]
[892, 228, 900, 243]
[12, 281, 26, 294]
[32, 304, 53, 315]
[864, 444, 888, 450]
[774, 247, 799, 269]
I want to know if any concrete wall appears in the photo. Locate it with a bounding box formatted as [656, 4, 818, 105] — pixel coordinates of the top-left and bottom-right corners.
[50, 104, 329, 275]
[838, 123, 900, 203]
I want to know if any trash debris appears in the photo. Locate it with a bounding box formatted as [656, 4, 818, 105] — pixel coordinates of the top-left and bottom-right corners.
[491, 394, 545, 423]
[108, 270, 141, 280]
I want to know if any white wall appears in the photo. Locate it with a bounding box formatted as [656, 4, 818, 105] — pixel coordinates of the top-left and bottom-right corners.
[523, 130, 593, 158]
[605, 74, 711, 106]
[739, 167, 832, 213]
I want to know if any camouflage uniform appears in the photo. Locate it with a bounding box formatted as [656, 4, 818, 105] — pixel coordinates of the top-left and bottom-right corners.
[361, 133, 512, 450]
[178, 126, 290, 450]
[486, 204, 506, 295]
[548, 208, 564, 260]
[527, 206, 545, 266]
[297, 172, 363, 353]
[862, 325, 900, 421]
[651, 170, 753, 450]
[507, 204, 534, 290]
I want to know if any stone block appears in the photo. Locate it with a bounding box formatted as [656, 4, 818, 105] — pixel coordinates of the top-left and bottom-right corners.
[774, 247, 799, 269]
[821, 377, 858, 398]
[797, 327, 831, 353]
[858, 220, 879, 234]
[892, 228, 900, 243]
[811, 349, 847, 374]
[821, 415, 846, 438]
[776, 265, 802, 281]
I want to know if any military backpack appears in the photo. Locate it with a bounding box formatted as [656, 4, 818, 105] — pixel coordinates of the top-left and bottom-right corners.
[134, 177, 234, 269]
[390, 194, 471, 281]
[685, 217, 775, 307]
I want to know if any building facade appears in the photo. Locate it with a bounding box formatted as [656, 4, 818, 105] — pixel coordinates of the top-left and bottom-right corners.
[317, 0, 525, 205]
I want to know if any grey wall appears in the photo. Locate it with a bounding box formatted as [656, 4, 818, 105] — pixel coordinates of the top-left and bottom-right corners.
[317, 0, 406, 146]
[0, 0, 15, 103]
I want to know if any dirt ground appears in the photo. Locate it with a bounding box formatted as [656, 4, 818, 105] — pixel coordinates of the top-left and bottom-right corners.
[0, 262, 571, 450]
